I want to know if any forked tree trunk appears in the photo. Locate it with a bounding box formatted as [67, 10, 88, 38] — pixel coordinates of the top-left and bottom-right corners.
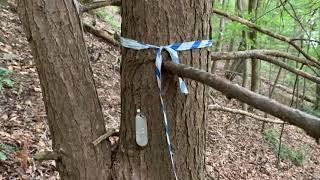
[115, 0, 212, 179]
[17, 1, 111, 179]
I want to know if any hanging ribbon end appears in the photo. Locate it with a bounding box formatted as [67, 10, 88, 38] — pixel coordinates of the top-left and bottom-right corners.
[179, 78, 188, 94]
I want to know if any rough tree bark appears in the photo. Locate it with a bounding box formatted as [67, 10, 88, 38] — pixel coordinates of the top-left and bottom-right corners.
[115, 0, 211, 179]
[17, 1, 111, 179]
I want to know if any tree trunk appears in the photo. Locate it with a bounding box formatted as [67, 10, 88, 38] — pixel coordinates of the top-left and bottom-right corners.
[17, 1, 111, 179]
[249, 0, 259, 95]
[248, 0, 259, 112]
[223, 38, 235, 71]
[224, 0, 247, 81]
[315, 22, 320, 110]
[316, 84, 320, 110]
[240, 31, 249, 121]
[115, 0, 211, 179]
[211, 0, 226, 74]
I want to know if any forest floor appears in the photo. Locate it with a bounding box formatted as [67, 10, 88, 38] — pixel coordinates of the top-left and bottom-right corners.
[1, 4, 320, 180]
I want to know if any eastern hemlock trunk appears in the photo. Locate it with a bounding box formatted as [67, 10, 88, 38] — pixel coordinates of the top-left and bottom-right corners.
[115, 0, 212, 179]
[17, 1, 111, 180]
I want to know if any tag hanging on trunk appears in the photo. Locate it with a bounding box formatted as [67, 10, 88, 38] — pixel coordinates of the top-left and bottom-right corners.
[135, 109, 148, 147]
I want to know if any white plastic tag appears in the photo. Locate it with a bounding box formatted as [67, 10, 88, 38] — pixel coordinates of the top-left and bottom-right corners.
[135, 109, 148, 147]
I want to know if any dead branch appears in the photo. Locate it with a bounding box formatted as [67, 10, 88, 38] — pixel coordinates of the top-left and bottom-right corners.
[211, 51, 320, 84]
[92, 128, 119, 146]
[211, 8, 320, 67]
[256, 50, 319, 69]
[211, 49, 318, 67]
[80, 0, 121, 13]
[83, 23, 119, 46]
[209, 104, 284, 124]
[291, 38, 320, 44]
[163, 61, 320, 141]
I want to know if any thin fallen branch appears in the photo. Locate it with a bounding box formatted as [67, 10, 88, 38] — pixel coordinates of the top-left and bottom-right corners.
[211, 8, 320, 67]
[209, 104, 284, 124]
[83, 23, 119, 46]
[80, 0, 121, 13]
[163, 61, 320, 141]
[211, 51, 320, 84]
[92, 128, 119, 146]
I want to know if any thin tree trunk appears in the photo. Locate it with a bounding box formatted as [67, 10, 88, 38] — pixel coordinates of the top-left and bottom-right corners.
[225, 0, 247, 81]
[316, 22, 320, 110]
[211, 0, 226, 74]
[242, 55, 249, 120]
[249, 0, 259, 109]
[239, 30, 249, 121]
[116, 0, 211, 179]
[316, 84, 320, 109]
[17, 0, 111, 180]
[223, 38, 235, 71]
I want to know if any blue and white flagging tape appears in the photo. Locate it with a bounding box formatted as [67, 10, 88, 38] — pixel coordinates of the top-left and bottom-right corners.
[120, 37, 213, 179]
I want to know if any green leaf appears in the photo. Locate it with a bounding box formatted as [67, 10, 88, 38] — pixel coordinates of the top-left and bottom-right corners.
[0, 67, 11, 76]
[0, 151, 8, 161]
[2, 78, 13, 87]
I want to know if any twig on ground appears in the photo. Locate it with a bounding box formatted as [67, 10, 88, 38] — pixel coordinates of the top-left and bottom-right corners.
[83, 23, 119, 46]
[209, 104, 284, 124]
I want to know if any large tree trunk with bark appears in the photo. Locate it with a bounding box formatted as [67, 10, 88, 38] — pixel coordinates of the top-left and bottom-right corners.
[115, 0, 211, 179]
[17, 1, 111, 179]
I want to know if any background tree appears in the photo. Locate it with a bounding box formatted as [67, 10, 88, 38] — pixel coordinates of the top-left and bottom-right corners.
[17, 0, 112, 179]
[248, 0, 259, 97]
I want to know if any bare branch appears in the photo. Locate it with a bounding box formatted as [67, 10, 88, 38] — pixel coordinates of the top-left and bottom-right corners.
[291, 38, 320, 44]
[212, 49, 320, 69]
[211, 51, 320, 84]
[163, 61, 320, 141]
[209, 105, 284, 124]
[211, 8, 320, 67]
[83, 23, 119, 46]
[80, 0, 121, 13]
[92, 129, 119, 146]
